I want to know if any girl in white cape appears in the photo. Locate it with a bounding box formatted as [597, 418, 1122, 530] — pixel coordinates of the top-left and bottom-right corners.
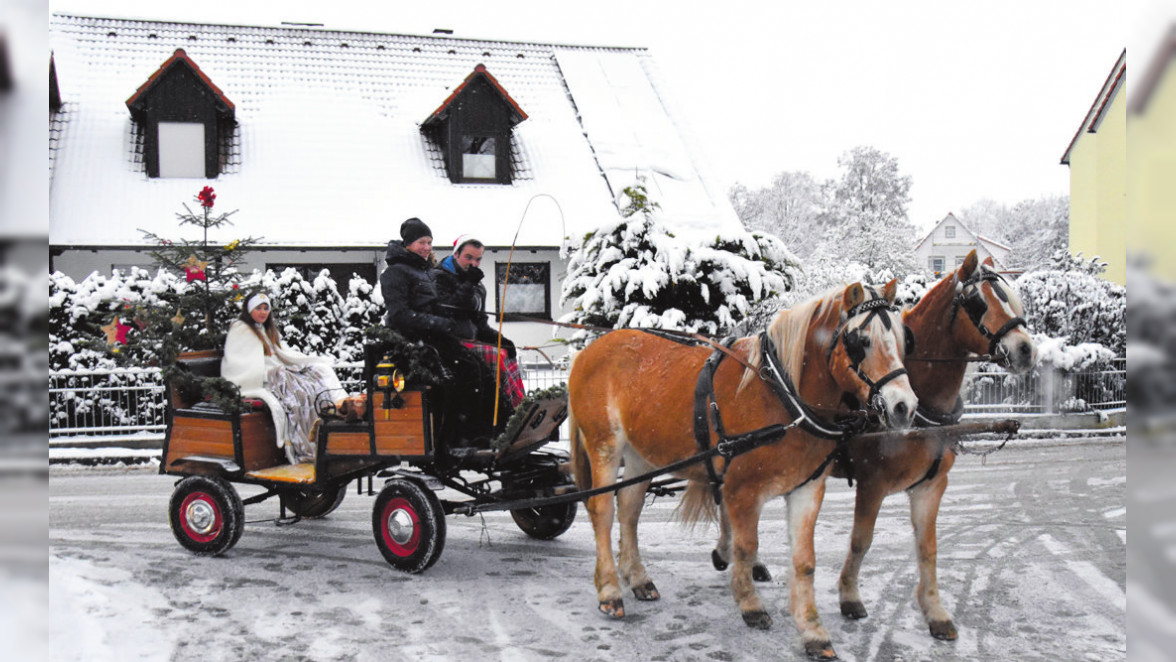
[221, 291, 347, 464]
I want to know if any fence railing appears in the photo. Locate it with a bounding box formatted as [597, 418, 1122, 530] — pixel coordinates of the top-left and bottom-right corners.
[50, 357, 1123, 440]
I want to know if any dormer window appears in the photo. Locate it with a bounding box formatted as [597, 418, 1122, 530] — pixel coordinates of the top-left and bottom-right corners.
[125, 49, 235, 179]
[421, 64, 527, 184]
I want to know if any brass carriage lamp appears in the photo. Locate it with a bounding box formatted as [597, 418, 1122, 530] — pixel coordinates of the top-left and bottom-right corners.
[375, 355, 406, 417]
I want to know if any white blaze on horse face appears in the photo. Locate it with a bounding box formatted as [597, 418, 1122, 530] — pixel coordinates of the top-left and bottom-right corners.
[875, 313, 917, 429]
[980, 268, 1038, 374]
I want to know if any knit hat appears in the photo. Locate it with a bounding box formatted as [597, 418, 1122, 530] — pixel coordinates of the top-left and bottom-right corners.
[452, 233, 483, 255]
[400, 217, 432, 246]
[245, 292, 271, 313]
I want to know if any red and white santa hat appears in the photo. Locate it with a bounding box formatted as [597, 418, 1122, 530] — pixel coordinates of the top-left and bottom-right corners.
[452, 233, 482, 255]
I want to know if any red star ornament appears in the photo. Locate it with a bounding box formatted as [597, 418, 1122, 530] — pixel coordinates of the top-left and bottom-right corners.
[182, 254, 209, 282]
[101, 317, 133, 345]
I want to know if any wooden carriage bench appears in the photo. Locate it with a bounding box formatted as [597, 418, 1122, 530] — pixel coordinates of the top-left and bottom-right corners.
[161, 353, 285, 478]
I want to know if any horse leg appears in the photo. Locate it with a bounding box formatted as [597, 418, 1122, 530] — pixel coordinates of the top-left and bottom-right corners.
[713, 506, 772, 582]
[584, 441, 626, 618]
[786, 478, 837, 660]
[723, 490, 773, 631]
[838, 482, 887, 620]
[616, 451, 658, 601]
[910, 475, 957, 640]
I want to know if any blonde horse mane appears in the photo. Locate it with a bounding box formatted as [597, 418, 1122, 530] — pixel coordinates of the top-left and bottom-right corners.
[739, 288, 842, 393]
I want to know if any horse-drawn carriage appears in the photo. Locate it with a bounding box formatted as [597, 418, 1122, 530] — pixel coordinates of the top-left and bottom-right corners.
[162, 250, 1035, 661]
[161, 344, 575, 573]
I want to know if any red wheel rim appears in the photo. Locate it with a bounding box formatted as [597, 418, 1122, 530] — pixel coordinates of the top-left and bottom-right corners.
[380, 497, 421, 556]
[179, 491, 223, 543]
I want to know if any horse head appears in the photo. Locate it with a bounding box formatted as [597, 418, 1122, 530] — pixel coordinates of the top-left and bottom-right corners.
[826, 281, 918, 429]
[948, 252, 1037, 373]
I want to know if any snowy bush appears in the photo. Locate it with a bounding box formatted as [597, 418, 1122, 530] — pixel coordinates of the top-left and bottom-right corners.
[1126, 262, 1176, 415]
[560, 184, 799, 346]
[1015, 267, 1125, 356]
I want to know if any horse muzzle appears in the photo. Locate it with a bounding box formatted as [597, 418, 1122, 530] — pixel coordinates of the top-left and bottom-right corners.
[870, 387, 915, 430]
[995, 335, 1037, 374]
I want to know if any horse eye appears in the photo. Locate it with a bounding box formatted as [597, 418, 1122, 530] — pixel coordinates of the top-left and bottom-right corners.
[859, 335, 870, 348]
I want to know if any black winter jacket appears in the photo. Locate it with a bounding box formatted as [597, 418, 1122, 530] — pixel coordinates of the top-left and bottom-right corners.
[379, 241, 456, 340]
[432, 255, 516, 355]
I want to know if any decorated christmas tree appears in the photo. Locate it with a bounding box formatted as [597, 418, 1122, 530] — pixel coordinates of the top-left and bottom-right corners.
[98, 186, 261, 368]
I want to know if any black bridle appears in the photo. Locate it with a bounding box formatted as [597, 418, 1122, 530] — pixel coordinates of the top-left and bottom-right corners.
[949, 269, 1028, 363]
[826, 295, 909, 415]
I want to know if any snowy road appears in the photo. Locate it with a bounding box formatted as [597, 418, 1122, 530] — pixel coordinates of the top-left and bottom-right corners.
[50, 440, 1125, 661]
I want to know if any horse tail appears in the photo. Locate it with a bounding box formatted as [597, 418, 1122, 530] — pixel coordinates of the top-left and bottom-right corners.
[567, 407, 593, 493]
[675, 479, 718, 530]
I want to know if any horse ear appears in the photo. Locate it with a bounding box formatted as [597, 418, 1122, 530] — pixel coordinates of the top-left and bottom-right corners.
[958, 250, 978, 279]
[882, 278, 898, 303]
[981, 255, 995, 268]
[843, 283, 866, 311]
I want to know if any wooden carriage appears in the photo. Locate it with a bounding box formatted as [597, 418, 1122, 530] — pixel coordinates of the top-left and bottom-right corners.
[161, 348, 573, 573]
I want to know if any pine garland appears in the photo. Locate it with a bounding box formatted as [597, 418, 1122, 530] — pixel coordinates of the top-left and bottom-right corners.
[491, 383, 569, 451]
[361, 326, 448, 386]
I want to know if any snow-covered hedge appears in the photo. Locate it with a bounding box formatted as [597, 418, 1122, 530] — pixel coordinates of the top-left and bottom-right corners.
[49, 267, 384, 373]
[1015, 268, 1125, 357]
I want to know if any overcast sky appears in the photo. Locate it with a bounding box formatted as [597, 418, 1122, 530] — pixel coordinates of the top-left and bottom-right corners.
[47, 0, 1148, 231]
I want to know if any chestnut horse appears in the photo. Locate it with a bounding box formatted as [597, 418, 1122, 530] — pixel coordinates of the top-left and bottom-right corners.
[568, 281, 917, 660]
[831, 251, 1036, 640]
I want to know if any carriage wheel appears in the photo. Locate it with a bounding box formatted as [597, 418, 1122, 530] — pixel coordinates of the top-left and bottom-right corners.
[169, 475, 245, 556]
[372, 478, 446, 573]
[280, 483, 348, 519]
[510, 501, 577, 540]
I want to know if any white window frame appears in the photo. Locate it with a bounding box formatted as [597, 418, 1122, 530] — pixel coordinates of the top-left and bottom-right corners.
[944, 225, 956, 239]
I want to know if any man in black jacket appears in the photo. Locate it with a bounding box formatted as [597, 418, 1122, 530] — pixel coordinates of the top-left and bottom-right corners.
[431, 234, 516, 355]
[432, 235, 524, 410]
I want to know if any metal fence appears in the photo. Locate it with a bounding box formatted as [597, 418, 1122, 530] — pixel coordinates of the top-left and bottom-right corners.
[50, 356, 1123, 440]
[962, 358, 1125, 414]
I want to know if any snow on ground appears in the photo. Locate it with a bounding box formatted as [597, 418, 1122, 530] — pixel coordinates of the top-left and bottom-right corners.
[48, 440, 1128, 661]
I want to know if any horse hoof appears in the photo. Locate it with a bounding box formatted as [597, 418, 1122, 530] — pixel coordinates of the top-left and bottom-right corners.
[598, 598, 625, 619]
[804, 640, 838, 660]
[840, 601, 868, 620]
[752, 563, 772, 582]
[929, 620, 958, 640]
[711, 549, 728, 571]
[741, 610, 773, 630]
[632, 581, 660, 601]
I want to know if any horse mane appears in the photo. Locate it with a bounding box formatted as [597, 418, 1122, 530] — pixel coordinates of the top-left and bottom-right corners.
[740, 287, 842, 392]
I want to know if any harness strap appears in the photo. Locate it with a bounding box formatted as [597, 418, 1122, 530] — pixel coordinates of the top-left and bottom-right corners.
[759, 332, 858, 439]
[693, 339, 735, 505]
[986, 316, 1027, 356]
[905, 396, 965, 491]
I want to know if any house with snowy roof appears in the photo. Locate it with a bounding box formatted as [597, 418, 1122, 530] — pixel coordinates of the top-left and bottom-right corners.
[913, 213, 1012, 277]
[1061, 49, 1125, 286]
[48, 13, 741, 352]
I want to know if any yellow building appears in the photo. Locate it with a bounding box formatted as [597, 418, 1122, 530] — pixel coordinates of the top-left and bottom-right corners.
[1061, 50, 1126, 285]
[1128, 28, 1176, 282]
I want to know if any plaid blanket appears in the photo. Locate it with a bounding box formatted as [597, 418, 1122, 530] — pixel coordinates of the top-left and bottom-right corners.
[462, 341, 525, 408]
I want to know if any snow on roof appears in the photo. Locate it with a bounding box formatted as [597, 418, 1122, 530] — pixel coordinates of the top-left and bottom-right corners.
[49, 14, 740, 250]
